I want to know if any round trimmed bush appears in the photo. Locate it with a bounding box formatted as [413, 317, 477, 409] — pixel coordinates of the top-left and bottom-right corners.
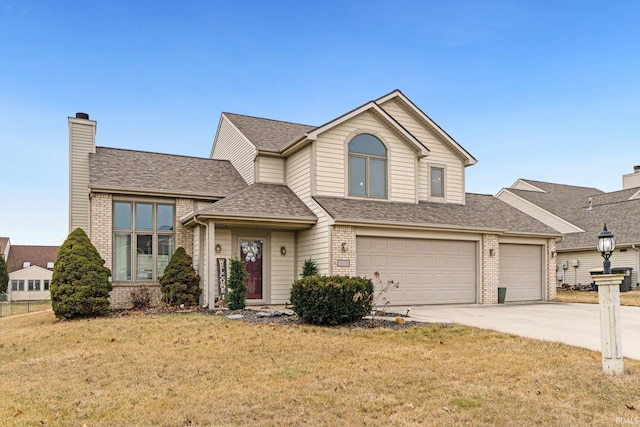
[290, 275, 374, 325]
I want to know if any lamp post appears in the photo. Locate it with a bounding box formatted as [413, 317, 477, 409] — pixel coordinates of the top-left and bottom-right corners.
[597, 223, 616, 274]
[594, 223, 624, 376]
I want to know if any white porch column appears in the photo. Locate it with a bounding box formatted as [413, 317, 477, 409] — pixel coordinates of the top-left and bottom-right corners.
[593, 274, 625, 376]
[206, 222, 216, 309]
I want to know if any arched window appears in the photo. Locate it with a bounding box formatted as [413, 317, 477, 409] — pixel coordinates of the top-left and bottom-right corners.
[348, 134, 387, 198]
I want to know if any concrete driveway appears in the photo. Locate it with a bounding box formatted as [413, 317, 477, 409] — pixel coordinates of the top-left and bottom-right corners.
[406, 302, 640, 360]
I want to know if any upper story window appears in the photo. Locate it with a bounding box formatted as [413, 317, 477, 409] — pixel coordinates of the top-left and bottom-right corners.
[348, 134, 387, 198]
[431, 167, 445, 197]
[113, 201, 175, 282]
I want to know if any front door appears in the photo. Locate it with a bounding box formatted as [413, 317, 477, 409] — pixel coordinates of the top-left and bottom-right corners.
[240, 239, 263, 299]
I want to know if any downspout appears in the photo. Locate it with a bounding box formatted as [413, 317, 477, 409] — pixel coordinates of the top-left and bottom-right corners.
[632, 244, 640, 289]
[193, 216, 209, 307]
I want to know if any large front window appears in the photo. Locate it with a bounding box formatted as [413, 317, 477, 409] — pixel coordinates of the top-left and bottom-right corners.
[348, 134, 387, 198]
[113, 201, 175, 281]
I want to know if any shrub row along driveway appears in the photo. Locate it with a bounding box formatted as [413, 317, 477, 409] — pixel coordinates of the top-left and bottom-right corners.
[407, 302, 640, 360]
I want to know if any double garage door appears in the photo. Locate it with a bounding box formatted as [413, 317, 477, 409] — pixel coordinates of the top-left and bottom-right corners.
[356, 238, 544, 305]
[356, 236, 477, 305]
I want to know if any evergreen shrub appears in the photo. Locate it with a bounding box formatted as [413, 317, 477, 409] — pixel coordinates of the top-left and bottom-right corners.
[50, 228, 112, 319]
[290, 275, 374, 325]
[160, 247, 201, 306]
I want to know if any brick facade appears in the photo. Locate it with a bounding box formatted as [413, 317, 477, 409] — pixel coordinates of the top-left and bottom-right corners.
[90, 194, 195, 309]
[547, 238, 557, 301]
[481, 234, 499, 303]
[330, 225, 356, 276]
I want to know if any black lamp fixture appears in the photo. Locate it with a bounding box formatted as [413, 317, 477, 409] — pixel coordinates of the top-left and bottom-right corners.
[597, 223, 616, 274]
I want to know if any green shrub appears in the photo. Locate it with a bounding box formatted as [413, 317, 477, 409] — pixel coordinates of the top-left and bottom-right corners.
[160, 247, 202, 306]
[290, 275, 374, 325]
[225, 256, 248, 310]
[50, 228, 112, 319]
[300, 258, 318, 278]
[0, 254, 8, 294]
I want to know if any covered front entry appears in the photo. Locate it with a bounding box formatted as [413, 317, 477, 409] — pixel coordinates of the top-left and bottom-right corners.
[499, 243, 543, 302]
[356, 236, 477, 305]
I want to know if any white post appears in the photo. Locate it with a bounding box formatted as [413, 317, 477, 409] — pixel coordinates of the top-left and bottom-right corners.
[592, 274, 625, 376]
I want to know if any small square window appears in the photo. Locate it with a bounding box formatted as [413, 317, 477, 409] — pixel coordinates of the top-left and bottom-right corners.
[34, 280, 41, 291]
[44, 280, 50, 291]
[11, 280, 17, 291]
[18, 280, 24, 291]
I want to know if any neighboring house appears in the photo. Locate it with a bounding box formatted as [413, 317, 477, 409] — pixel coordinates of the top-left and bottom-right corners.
[2, 240, 59, 301]
[69, 90, 559, 309]
[497, 175, 640, 290]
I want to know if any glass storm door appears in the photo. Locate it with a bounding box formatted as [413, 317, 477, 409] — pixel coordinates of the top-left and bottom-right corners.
[240, 239, 263, 299]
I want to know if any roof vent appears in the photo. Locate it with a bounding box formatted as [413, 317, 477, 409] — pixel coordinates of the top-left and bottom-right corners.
[75, 112, 89, 120]
[587, 197, 593, 210]
[634, 165, 640, 173]
[23, 262, 31, 268]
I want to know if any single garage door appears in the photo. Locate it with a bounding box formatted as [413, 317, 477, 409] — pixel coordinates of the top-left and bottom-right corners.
[356, 237, 477, 305]
[499, 244, 543, 302]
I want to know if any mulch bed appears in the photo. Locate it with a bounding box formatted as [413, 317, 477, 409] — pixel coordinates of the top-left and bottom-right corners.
[113, 305, 419, 330]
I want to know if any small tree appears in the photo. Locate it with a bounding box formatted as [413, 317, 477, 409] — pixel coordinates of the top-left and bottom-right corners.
[50, 228, 112, 319]
[300, 258, 318, 278]
[0, 254, 8, 294]
[226, 256, 248, 310]
[160, 247, 201, 306]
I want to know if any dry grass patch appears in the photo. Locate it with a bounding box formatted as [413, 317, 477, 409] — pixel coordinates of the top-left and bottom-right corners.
[1, 310, 639, 426]
[555, 289, 640, 306]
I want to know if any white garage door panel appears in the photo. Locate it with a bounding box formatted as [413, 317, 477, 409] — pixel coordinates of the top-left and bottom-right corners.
[499, 244, 543, 302]
[356, 237, 477, 305]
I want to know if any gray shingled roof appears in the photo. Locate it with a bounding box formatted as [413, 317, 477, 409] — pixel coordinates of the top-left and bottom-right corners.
[190, 183, 316, 224]
[314, 194, 559, 236]
[508, 179, 640, 249]
[90, 147, 247, 198]
[6, 245, 59, 273]
[223, 113, 315, 153]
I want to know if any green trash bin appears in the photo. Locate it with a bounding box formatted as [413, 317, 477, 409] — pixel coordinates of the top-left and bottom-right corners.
[498, 287, 507, 304]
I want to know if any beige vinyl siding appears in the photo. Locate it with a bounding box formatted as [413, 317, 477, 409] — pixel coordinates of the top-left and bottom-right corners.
[314, 110, 416, 203]
[286, 145, 311, 201]
[69, 118, 96, 234]
[297, 203, 331, 275]
[8, 266, 53, 301]
[211, 116, 256, 184]
[256, 156, 285, 184]
[270, 231, 295, 304]
[496, 190, 583, 234]
[380, 99, 465, 204]
[557, 249, 639, 289]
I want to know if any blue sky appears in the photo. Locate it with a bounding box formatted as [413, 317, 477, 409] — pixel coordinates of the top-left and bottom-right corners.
[1, 0, 639, 245]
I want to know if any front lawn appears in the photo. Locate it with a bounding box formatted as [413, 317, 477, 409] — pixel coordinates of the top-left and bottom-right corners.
[1, 310, 638, 426]
[554, 289, 640, 306]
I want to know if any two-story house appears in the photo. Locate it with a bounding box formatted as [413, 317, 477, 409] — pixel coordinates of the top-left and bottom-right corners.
[69, 90, 559, 308]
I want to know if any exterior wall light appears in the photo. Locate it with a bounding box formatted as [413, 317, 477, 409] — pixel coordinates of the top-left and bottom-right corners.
[341, 242, 348, 252]
[597, 223, 616, 274]
[280, 246, 287, 256]
[489, 248, 495, 256]
[215, 244, 222, 254]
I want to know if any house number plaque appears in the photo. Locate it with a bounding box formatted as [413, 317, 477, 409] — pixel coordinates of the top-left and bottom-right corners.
[337, 259, 350, 267]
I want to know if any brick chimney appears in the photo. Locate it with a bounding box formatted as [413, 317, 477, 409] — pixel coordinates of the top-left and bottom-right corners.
[68, 112, 96, 234]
